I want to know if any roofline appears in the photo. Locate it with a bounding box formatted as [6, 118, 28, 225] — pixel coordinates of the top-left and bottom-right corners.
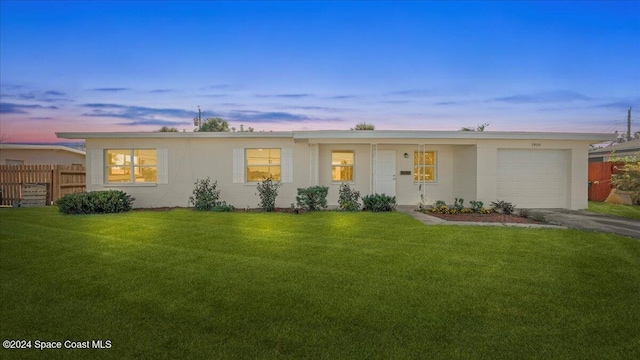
[291, 130, 615, 141]
[0, 144, 86, 156]
[56, 130, 615, 142]
[56, 131, 294, 139]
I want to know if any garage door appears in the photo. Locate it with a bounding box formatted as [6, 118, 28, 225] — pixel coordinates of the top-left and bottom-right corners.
[497, 149, 568, 208]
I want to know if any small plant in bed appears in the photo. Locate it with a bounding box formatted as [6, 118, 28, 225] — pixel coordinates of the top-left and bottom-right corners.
[424, 199, 540, 224]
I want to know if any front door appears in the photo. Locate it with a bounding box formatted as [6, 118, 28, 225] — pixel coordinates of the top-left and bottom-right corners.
[375, 150, 396, 196]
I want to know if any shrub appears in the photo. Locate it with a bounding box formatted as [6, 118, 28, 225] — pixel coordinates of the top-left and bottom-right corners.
[189, 177, 223, 211]
[430, 205, 450, 214]
[295, 186, 329, 211]
[469, 200, 484, 212]
[362, 193, 396, 212]
[611, 161, 640, 192]
[212, 203, 235, 212]
[491, 200, 516, 215]
[453, 197, 464, 211]
[434, 200, 446, 208]
[256, 176, 281, 212]
[338, 183, 361, 211]
[57, 190, 134, 215]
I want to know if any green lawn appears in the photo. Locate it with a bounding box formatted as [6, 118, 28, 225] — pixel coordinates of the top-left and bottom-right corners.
[588, 201, 640, 220]
[1, 208, 639, 359]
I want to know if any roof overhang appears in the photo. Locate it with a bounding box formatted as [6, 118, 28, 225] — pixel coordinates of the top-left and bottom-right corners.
[56, 131, 294, 139]
[292, 130, 615, 142]
[57, 130, 615, 143]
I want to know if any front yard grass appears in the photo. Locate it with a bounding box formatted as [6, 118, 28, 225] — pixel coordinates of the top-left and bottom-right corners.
[588, 201, 640, 220]
[1, 207, 639, 359]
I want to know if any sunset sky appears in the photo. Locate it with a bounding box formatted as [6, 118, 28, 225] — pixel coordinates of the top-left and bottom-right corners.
[1, 1, 639, 144]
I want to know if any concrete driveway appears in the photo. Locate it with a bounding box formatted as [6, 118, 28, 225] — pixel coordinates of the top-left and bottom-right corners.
[532, 209, 640, 240]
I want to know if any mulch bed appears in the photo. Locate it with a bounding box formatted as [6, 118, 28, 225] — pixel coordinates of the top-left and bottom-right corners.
[424, 212, 543, 224]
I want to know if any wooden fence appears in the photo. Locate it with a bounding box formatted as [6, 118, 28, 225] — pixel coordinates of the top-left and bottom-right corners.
[0, 165, 86, 206]
[588, 162, 622, 202]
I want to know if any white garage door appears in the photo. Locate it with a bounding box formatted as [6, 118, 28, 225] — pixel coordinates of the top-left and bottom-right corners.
[497, 149, 568, 208]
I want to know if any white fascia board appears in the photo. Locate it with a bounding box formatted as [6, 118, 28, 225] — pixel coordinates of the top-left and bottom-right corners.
[56, 130, 616, 143]
[56, 132, 294, 139]
[292, 130, 616, 142]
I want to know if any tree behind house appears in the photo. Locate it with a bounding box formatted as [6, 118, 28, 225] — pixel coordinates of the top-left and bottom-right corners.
[351, 123, 375, 130]
[196, 117, 230, 132]
[460, 123, 489, 132]
[157, 126, 179, 132]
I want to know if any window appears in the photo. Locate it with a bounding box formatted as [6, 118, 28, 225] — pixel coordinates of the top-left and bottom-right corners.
[414, 151, 436, 182]
[332, 150, 354, 181]
[106, 149, 157, 183]
[246, 148, 281, 182]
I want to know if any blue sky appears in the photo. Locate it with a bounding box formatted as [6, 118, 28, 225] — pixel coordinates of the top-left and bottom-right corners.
[1, 1, 639, 143]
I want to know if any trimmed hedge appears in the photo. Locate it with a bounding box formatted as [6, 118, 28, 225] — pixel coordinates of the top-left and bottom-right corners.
[295, 186, 329, 211]
[56, 190, 135, 214]
[362, 193, 396, 212]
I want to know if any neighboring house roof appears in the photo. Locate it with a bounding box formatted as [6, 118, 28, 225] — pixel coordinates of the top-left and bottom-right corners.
[56, 130, 615, 142]
[589, 139, 640, 158]
[0, 144, 86, 156]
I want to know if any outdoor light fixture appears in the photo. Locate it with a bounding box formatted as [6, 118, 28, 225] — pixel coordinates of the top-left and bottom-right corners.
[404, 152, 409, 159]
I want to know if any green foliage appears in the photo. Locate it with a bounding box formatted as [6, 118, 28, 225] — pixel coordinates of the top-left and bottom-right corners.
[338, 183, 361, 211]
[362, 193, 396, 212]
[56, 190, 134, 214]
[351, 122, 375, 130]
[469, 200, 484, 212]
[196, 117, 230, 132]
[430, 205, 449, 214]
[212, 203, 235, 212]
[157, 126, 179, 132]
[453, 197, 464, 211]
[256, 176, 281, 212]
[189, 177, 223, 211]
[429, 199, 491, 215]
[491, 200, 516, 215]
[295, 186, 328, 211]
[611, 160, 640, 192]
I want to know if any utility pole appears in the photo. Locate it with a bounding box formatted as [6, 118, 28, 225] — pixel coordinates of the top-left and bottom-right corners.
[627, 107, 632, 141]
[193, 106, 202, 130]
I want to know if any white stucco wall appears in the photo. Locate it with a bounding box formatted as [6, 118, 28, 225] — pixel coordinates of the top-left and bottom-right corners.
[452, 146, 477, 204]
[86, 137, 307, 209]
[83, 135, 594, 210]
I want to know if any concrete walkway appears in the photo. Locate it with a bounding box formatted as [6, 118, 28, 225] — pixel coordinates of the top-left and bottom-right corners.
[397, 206, 640, 240]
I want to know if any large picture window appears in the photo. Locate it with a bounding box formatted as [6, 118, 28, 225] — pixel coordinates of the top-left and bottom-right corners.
[414, 151, 436, 182]
[106, 149, 157, 183]
[246, 148, 281, 182]
[332, 150, 354, 182]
